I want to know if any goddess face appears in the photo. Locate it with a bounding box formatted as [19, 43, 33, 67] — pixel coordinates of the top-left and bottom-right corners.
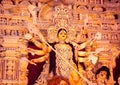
[57, 29, 67, 41]
[97, 71, 107, 80]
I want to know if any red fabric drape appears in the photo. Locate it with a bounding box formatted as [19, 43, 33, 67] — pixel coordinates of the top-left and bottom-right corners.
[27, 42, 45, 85]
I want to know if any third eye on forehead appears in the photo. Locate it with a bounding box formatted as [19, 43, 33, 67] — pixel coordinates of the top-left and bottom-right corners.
[59, 32, 66, 35]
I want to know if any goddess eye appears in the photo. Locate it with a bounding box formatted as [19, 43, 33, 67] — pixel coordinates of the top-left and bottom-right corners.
[64, 9, 68, 13]
[57, 8, 60, 11]
[56, 7, 60, 13]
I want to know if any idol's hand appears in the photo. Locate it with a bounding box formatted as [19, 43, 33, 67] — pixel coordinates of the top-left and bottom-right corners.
[24, 33, 33, 40]
[30, 59, 38, 63]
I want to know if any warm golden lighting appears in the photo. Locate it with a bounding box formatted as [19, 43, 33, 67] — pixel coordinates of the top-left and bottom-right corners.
[0, 0, 120, 85]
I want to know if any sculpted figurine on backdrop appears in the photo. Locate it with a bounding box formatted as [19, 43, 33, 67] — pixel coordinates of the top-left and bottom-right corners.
[26, 2, 101, 85]
[31, 24, 97, 85]
[95, 66, 110, 85]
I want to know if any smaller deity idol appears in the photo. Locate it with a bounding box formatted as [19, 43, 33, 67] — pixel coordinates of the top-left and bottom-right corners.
[95, 66, 110, 85]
